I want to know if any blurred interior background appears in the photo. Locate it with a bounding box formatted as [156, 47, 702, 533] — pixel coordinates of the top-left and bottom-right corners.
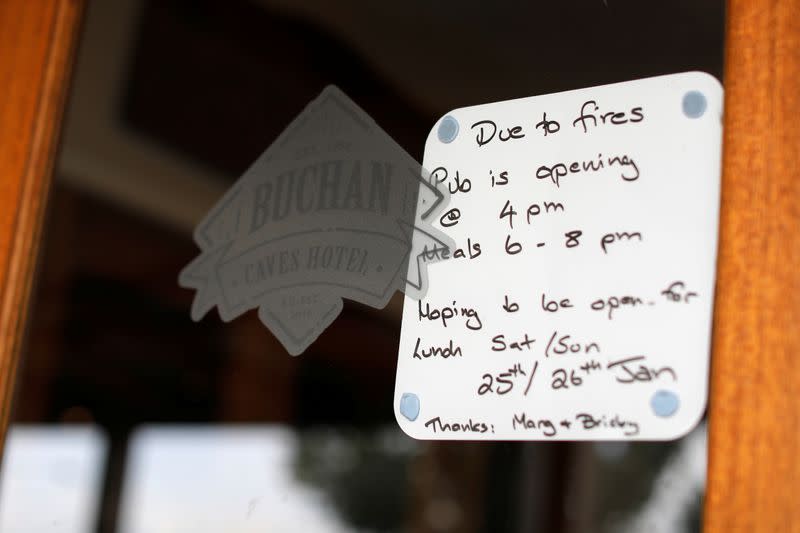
[0, 0, 724, 531]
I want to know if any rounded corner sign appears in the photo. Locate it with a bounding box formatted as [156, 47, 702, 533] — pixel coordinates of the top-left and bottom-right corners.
[394, 72, 723, 441]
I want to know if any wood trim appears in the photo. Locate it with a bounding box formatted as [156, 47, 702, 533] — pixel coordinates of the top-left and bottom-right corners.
[0, 0, 84, 449]
[705, 0, 800, 530]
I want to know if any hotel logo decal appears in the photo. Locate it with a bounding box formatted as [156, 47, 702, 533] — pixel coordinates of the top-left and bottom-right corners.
[179, 86, 452, 355]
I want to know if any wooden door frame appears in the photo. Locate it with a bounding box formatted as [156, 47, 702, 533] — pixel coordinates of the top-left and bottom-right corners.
[0, 1, 797, 530]
[0, 0, 84, 452]
[704, 1, 800, 531]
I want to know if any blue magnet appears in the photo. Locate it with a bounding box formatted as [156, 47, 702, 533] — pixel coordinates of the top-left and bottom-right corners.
[399, 393, 420, 421]
[682, 91, 707, 118]
[438, 116, 459, 143]
[650, 390, 680, 417]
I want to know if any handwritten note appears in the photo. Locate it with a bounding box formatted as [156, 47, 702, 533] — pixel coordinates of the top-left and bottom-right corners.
[394, 72, 723, 440]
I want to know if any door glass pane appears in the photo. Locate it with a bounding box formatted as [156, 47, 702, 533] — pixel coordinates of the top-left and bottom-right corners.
[4, 0, 723, 531]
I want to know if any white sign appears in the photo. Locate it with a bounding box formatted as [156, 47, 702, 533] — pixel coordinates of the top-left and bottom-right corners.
[394, 72, 723, 440]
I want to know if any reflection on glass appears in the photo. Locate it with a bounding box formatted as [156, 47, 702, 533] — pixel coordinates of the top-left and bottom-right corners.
[596, 425, 706, 532]
[118, 426, 353, 533]
[0, 423, 706, 532]
[0, 426, 107, 533]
